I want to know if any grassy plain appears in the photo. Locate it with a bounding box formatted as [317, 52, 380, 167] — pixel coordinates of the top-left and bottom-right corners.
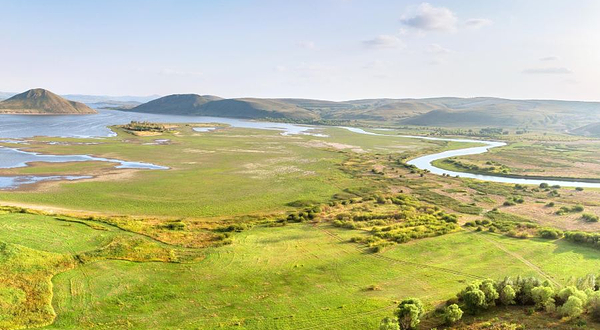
[2, 213, 600, 329]
[0, 125, 440, 218]
[2, 123, 600, 329]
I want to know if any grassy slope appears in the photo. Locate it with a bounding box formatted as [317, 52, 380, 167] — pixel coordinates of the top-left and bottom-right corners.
[30, 225, 600, 330]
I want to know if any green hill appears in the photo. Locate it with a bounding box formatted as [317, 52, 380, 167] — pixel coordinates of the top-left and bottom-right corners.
[0, 89, 96, 114]
[125, 94, 600, 131]
[127, 94, 221, 115]
[129, 94, 318, 120]
[571, 122, 600, 136]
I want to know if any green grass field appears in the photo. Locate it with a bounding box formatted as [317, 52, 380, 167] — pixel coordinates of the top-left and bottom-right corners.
[2, 212, 599, 329]
[0, 126, 439, 219]
[2, 124, 600, 329]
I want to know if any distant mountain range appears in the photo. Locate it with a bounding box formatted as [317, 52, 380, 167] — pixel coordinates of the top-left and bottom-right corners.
[3, 89, 600, 134]
[124, 94, 600, 131]
[0, 89, 96, 114]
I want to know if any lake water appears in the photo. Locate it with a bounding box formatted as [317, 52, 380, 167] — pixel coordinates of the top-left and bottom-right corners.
[0, 110, 318, 189]
[0, 175, 92, 190]
[0, 110, 317, 138]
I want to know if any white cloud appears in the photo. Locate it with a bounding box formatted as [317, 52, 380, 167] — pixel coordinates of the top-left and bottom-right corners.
[400, 3, 458, 32]
[362, 35, 405, 49]
[426, 43, 452, 54]
[296, 41, 316, 50]
[540, 56, 560, 61]
[522, 67, 572, 75]
[464, 18, 493, 29]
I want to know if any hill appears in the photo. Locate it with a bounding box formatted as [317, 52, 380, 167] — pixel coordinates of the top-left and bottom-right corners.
[128, 94, 318, 120]
[117, 93, 600, 131]
[571, 122, 600, 136]
[0, 89, 96, 114]
[127, 94, 220, 115]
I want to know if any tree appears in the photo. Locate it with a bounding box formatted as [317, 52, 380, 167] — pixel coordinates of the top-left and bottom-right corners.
[588, 291, 600, 321]
[531, 286, 554, 309]
[461, 289, 486, 313]
[480, 279, 499, 307]
[499, 285, 516, 306]
[560, 296, 584, 318]
[396, 298, 424, 330]
[443, 304, 463, 325]
[379, 317, 400, 330]
[515, 277, 542, 305]
[558, 286, 587, 305]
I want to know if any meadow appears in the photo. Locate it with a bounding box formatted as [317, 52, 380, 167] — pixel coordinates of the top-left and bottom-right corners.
[0, 125, 440, 219]
[2, 123, 600, 329]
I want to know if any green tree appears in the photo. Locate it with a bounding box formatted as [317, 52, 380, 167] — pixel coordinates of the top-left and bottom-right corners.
[588, 291, 600, 321]
[395, 298, 424, 330]
[443, 304, 463, 325]
[531, 286, 554, 309]
[461, 289, 486, 313]
[499, 285, 516, 306]
[379, 317, 400, 330]
[558, 286, 587, 305]
[480, 279, 499, 307]
[560, 296, 584, 318]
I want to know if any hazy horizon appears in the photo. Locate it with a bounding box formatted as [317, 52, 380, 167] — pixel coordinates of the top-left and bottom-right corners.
[1, 0, 599, 102]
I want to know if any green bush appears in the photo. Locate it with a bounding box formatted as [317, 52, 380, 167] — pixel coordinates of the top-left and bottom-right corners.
[582, 213, 599, 222]
[442, 304, 463, 325]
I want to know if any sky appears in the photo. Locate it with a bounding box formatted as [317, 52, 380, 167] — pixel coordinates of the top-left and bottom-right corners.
[1, 0, 599, 101]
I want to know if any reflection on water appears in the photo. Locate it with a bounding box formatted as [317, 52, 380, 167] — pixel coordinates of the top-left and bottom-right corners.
[0, 109, 318, 138]
[0, 175, 92, 190]
[0, 146, 169, 170]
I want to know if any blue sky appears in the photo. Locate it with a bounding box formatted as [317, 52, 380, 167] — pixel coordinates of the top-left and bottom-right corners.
[1, 0, 599, 101]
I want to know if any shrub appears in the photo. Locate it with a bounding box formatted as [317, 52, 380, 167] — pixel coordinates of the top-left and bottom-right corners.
[531, 286, 554, 309]
[538, 228, 563, 239]
[582, 213, 599, 222]
[558, 286, 587, 305]
[589, 292, 600, 321]
[395, 298, 424, 330]
[560, 296, 584, 318]
[459, 286, 486, 313]
[164, 221, 185, 230]
[443, 304, 463, 325]
[499, 285, 516, 306]
[379, 317, 400, 330]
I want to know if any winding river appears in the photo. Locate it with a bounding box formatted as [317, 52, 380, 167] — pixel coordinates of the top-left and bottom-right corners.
[1, 110, 599, 189]
[343, 127, 600, 188]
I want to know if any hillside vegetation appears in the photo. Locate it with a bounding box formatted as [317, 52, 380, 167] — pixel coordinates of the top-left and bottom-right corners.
[0, 89, 96, 114]
[124, 95, 600, 131]
[128, 94, 318, 120]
